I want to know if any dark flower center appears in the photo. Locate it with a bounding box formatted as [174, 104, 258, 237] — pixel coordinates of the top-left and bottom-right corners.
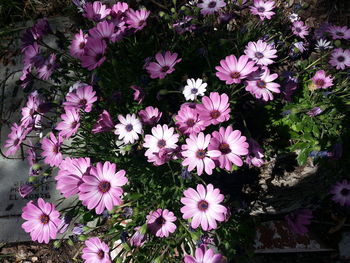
[336, 32, 344, 37]
[295, 27, 302, 33]
[98, 181, 111, 193]
[52, 145, 59, 154]
[79, 99, 87, 106]
[315, 79, 325, 87]
[95, 53, 103, 62]
[191, 88, 198, 94]
[219, 142, 231, 154]
[125, 124, 133, 132]
[230, 72, 241, 79]
[71, 121, 78, 129]
[13, 138, 20, 146]
[196, 149, 206, 159]
[255, 52, 264, 59]
[338, 56, 345, 62]
[341, 188, 349, 196]
[257, 7, 265, 12]
[257, 80, 266, 89]
[157, 139, 166, 148]
[161, 66, 170, 72]
[210, 110, 221, 119]
[186, 119, 195, 127]
[40, 214, 50, 224]
[155, 216, 166, 225]
[79, 42, 85, 49]
[208, 1, 217, 8]
[138, 20, 145, 27]
[197, 200, 209, 211]
[97, 250, 105, 259]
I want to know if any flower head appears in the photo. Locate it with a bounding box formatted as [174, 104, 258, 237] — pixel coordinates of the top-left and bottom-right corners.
[41, 133, 63, 167]
[311, 70, 333, 89]
[175, 104, 206, 135]
[82, 237, 111, 263]
[63, 85, 97, 113]
[327, 25, 350, 40]
[146, 208, 177, 237]
[288, 13, 300, 23]
[4, 123, 29, 156]
[92, 110, 115, 134]
[114, 114, 143, 144]
[292, 21, 309, 38]
[244, 40, 277, 66]
[21, 91, 43, 128]
[129, 226, 146, 247]
[184, 245, 223, 263]
[245, 138, 264, 167]
[130, 85, 145, 104]
[81, 37, 107, 70]
[198, 0, 226, 16]
[183, 78, 207, 101]
[83, 1, 111, 22]
[329, 48, 350, 70]
[70, 30, 88, 59]
[138, 106, 162, 126]
[19, 183, 34, 198]
[126, 8, 150, 31]
[145, 51, 182, 79]
[330, 180, 350, 206]
[37, 53, 57, 80]
[56, 108, 80, 138]
[250, 0, 276, 20]
[285, 209, 313, 236]
[315, 39, 333, 52]
[89, 21, 118, 43]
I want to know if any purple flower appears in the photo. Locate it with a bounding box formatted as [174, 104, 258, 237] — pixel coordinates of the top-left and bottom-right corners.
[83, 1, 110, 22]
[80, 37, 107, 70]
[72, 224, 84, 235]
[285, 209, 313, 236]
[19, 183, 34, 198]
[246, 138, 264, 167]
[306, 107, 323, 117]
[92, 110, 115, 134]
[130, 85, 145, 104]
[129, 226, 146, 247]
[330, 180, 350, 206]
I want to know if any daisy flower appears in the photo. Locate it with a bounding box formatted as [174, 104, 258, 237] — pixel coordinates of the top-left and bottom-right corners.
[175, 104, 206, 135]
[80, 37, 107, 70]
[285, 209, 313, 236]
[215, 54, 258, 84]
[82, 237, 111, 263]
[79, 161, 128, 214]
[183, 78, 207, 101]
[4, 123, 29, 156]
[70, 30, 88, 59]
[184, 245, 223, 263]
[197, 0, 226, 16]
[181, 184, 227, 231]
[288, 13, 300, 23]
[292, 21, 309, 39]
[315, 39, 333, 52]
[130, 85, 145, 104]
[56, 157, 91, 198]
[37, 53, 57, 80]
[126, 9, 150, 31]
[21, 198, 62, 244]
[20, 91, 43, 128]
[311, 70, 333, 89]
[114, 114, 143, 144]
[129, 226, 146, 247]
[182, 132, 221, 176]
[327, 25, 350, 40]
[92, 110, 114, 134]
[208, 126, 249, 170]
[146, 208, 177, 238]
[89, 21, 117, 43]
[330, 180, 350, 206]
[244, 40, 277, 66]
[249, 0, 276, 21]
[245, 66, 280, 101]
[145, 51, 182, 79]
[138, 106, 162, 126]
[245, 138, 264, 167]
[306, 107, 323, 117]
[41, 132, 63, 167]
[19, 183, 34, 198]
[83, 1, 111, 22]
[110, 2, 129, 17]
[196, 92, 231, 126]
[63, 85, 97, 113]
[56, 108, 80, 138]
[329, 48, 350, 70]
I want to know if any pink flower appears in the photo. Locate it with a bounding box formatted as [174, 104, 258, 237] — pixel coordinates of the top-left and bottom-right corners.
[19, 183, 34, 198]
[327, 25, 350, 40]
[198, 0, 226, 16]
[184, 245, 224, 263]
[208, 126, 249, 170]
[56, 157, 91, 198]
[182, 132, 221, 176]
[138, 106, 162, 126]
[244, 40, 277, 66]
[21, 91, 43, 128]
[215, 54, 258, 84]
[82, 237, 111, 263]
[329, 48, 350, 70]
[92, 110, 115, 134]
[285, 209, 313, 236]
[81, 37, 107, 70]
[56, 108, 80, 138]
[311, 70, 333, 89]
[245, 67, 280, 101]
[21, 198, 62, 244]
[130, 85, 145, 104]
[111, 2, 129, 17]
[114, 114, 143, 144]
[129, 226, 146, 247]
[89, 21, 117, 43]
[330, 180, 350, 206]
[145, 51, 182, 79]
[79, 161, 128, 214]
[41, 132, 63, 167]
[63, 85, 97, 113]
[246, 138, 264, 167]
[146, 208, 177, 237]
[37, 53, 57, 80]
[249, 0, 276, 20]
[83, 1, 111, 22]
[181, 184, 227, 231]
[126, 9, 150, 31]
[4, 123, 29, 156]
[175, 104, 206, 135]
[70, 30, 88, 59]
[292, 21, 309, 39]
[196, 92, 231, 126]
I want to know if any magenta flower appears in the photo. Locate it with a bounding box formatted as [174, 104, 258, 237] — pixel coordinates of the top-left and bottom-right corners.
[41, 132, 63, 167]
[4, 123, 29, 156]
[79, 161, 128, 214]
[82, 237, 111, 263]
[244, 40, 277, 66]
[130, 85, 145, 104]
[285, 209, 313, 236]
[63, 85, 97, 113]
[306, 107, 323, 117]
[246, 67, 280, 101]
[56, 108, 80, 138]
[70, 30, 88, 59]
[246, 138, 264, 167]
[21, 198, 62, 244]
[181, 184, 227, 231]
[114, 114, 143, 144]
[208, 126, 249, 170]
[145, 51, 182, 79]
[196, 92, 231, 126]
[83, 1, 110, 22]
[21, 91, 43, 128]
[215, 54, 258, 84]
[111, 2, 129, 17]
[311, 70, 333, 89]
[129, 226, 146, 247]
[19, 183, 34, 198]
[327, 25, 350, 40]
[292, 21, 309, 39]
[175, 104, 206, 135]
[198, 0, 226, 16]
[89, 21, 117, 43]
[81, 37, 107, 70]
[92, 110, 115, 134]
[138, 106, 162, 126]
[146, 208, 177, 238]
[249, 0, 276, 20]
[126, 9, 150, 31]
[56, 157, 91, 198]
[184, 245, 224, 263]
[37, 53, 57, 80]
[330, 180, 350, 206]
[329, 48, 350, 70]
[182, 132, 221, 176]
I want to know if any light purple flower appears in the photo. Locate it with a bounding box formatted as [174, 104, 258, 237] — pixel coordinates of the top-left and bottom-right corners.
[138, 106, 162, 126]
[83, 1, 110, 22]
[330, 180, 350, 206]
[146, 208, 177, 238]
[82, 237, 111, 263]
[92, 110, 115, 134]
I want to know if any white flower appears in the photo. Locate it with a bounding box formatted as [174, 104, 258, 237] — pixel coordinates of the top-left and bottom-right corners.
[293, 41, 307, 53]
[289, 13, 300, 23]
[315, 38, 333, 52]
[183, 78, 207, 101]
[114, 114, 143, 144]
